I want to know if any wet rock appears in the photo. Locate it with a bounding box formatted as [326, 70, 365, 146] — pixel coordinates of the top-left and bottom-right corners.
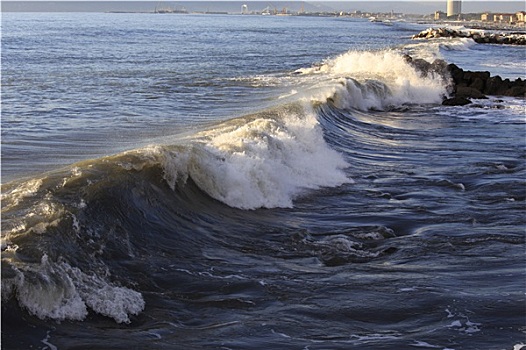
[456, 86, 487, 99]
[508, 85, 526, 97]
[469, 77, 485, 92]
[410, 58, 433, 75]
[406, 54, 525, 106]
[442, 97, 472, 106]
[446, 64, 526, 98]
[484, 76, 503, 95]
[412, 27, 526, 46]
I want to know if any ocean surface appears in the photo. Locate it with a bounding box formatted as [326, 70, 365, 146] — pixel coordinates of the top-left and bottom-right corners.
[2, 12, 525, 350]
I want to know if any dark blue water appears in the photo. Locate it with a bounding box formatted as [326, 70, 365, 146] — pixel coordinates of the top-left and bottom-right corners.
[2, 13, 525, 350]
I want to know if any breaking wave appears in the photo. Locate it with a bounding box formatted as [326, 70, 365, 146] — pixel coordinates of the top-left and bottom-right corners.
[1, 48, 453, 323]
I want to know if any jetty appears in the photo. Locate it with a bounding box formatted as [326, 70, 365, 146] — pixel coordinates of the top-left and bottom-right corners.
[412, 27, 526, 45]
[403, 55, 526, 106]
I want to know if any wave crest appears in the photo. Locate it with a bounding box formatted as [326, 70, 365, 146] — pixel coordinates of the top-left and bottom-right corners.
[155, 103, 350, 209]
[3, 254, 144, 323]
[298, 50, 448, 110]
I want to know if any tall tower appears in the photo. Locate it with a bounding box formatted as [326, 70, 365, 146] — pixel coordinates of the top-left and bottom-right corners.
[447, 0, 461, 17]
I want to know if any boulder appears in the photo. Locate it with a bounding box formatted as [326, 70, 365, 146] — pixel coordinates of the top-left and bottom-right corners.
[411, 27, 526, 46]
[507, 85, 526, 97]
[463, 71, 490, 84]
[442, 97, 472, 106]
[447, 63, 465, 84]
[404, 54, 525, 103]
[469, 77, 485, 92]
[483, 76, 503, 95]
[429, 59, 449, 76]
[410, 58, 432, 75]
[483, 76, 526, 96]
[455, 86, 487, 99]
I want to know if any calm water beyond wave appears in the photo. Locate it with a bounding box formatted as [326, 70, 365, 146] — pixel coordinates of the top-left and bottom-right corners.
[2, 12, 525, 350]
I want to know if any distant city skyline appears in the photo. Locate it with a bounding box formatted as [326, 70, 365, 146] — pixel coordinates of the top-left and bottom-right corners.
[2, 1, 525, 14]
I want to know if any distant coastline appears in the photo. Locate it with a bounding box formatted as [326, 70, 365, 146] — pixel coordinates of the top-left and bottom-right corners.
[3, 1, 526, 17]
[2, 2, 525, 37]
[416, 20, 526, 32]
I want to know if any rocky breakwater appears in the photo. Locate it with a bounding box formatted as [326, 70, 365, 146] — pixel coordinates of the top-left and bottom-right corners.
[412, 27, 526, 45]
[443, 64, 526, 105]
[404, 55, 526, 106]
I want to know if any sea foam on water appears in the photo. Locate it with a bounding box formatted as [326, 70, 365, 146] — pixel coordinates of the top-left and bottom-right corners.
[156, 103, 350, 209]
[4, 254, 145, 323]
[300, 50, 448, 110]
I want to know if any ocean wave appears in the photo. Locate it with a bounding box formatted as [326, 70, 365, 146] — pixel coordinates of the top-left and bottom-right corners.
[0, 48, 454, 323]
[3, 42, 514, 325]
[439, 37, 478, 51]
[2, 254, 144, 323]
[1, 99, 353, 322]
[153, 102, 350, 209]
[296, 50, 448, 110]
[404, 37, 477, 66]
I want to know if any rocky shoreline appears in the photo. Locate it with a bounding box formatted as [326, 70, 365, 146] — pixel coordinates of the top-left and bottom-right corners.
[443, 63, 526, 105]
[404, 55, 526, 106]
[412, 27, 526, 45]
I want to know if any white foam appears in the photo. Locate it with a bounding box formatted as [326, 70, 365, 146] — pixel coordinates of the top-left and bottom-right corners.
[350, 333, 400, 341]
[410, 340, 441, 348]
[440, 37, 477, 51]
[438, 97, 526, 124]
[5, 255, 144, 323]
[155, 104, 350, 209]
[1, 178, 43, 210]
[444, 309, 481, 334]
[41, 331, 58, 350]
[10, 255, 88, 321]
[302, 50, 447, 110]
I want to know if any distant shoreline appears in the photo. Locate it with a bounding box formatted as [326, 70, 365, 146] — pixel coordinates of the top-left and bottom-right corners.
[418, 20, 526, 33]
[3, 1, 525, 34]
[3, 0, 526, 16]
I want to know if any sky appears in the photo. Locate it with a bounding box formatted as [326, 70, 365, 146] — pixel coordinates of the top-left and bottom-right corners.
[2, 1, 525, 14]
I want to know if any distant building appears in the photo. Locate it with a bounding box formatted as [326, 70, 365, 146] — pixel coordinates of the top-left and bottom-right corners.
[494, 13, 515, 23]
[242, 4, 248, 14]
[447, 0, 461, 17]
[482, 12, 524, 23]
[435, 11, 446, 20]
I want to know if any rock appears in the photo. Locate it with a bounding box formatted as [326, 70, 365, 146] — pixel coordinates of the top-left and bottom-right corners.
[507, 85, 526, 97]
[412, 27, 526, 46]
[482, 76, 526, 97]
[464, 71, 490, 84]
[494, 78, 512, 95]
[447, 63, 465, 84]
[469, 77, 485, 92]
[404, 54, 524, 103]
[484, 76, 503, 95]
[442, 97, 472, 106]
[455, 86, 487, 99]
[411, 58, 432, 75]
[430, 59, 448, 76]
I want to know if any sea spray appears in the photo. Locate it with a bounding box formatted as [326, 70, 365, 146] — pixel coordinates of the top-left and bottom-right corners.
[297, 50, 449, 110]
[157, 103, 350, 209]
[3, 254, 144, 323]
